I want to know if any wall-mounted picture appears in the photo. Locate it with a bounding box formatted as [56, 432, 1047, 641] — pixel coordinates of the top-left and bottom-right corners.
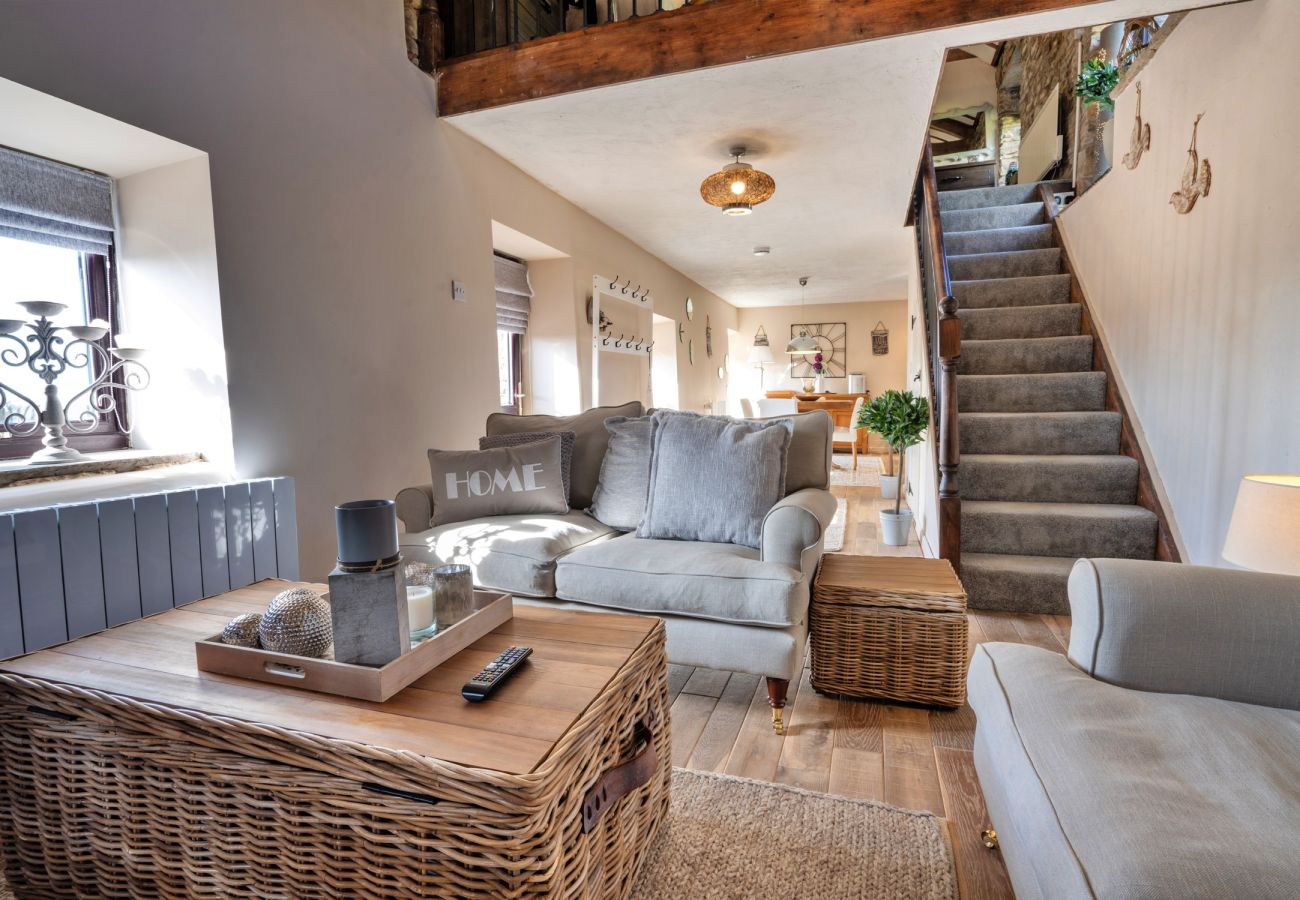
[788, 322, 846, 377]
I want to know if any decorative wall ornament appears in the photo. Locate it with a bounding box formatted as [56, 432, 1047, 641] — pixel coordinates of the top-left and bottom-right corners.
[788, 322, 846, 378]
[1121, 82, 1151, 170]
[1170, 113, 1212, 215]
[705, 315, 713, 358]
[871, 321, 890, 356]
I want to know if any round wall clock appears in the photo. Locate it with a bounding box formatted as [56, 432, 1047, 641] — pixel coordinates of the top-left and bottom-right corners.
[717, 366, 725, 381]
[788, 321, 848, 378]
[685, 297, 695, 320]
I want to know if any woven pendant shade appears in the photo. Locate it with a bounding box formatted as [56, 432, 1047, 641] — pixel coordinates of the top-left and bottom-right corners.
[700, 149, 776, 216]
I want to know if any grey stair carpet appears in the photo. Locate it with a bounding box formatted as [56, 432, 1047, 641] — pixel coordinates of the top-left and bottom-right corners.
[947, 248, 1062, 281]
[938, 181, 1161, 614]
[962, 501, 1158, 559]
[941, 202, 1046, 232]
[938, 182, 1043, 211]
[961, 554, 1079, 615]
[945, 224, 1054, 255]
[958, 304, 1081, 340]
[958, 372, 1107, 412]
[959, 335, 1094, 375]
[952, 274, 1072, 309]
[961, 454, 1139, 504]
[959, 411, 1122, 455]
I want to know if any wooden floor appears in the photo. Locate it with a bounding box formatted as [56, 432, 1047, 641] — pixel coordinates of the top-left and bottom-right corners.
[668, 475, 1069, 900]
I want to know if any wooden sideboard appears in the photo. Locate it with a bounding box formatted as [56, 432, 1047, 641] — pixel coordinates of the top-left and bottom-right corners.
[765, 391, 887, 458]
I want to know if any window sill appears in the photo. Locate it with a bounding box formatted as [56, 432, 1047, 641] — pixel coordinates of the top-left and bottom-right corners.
[0, 451, 234, 513]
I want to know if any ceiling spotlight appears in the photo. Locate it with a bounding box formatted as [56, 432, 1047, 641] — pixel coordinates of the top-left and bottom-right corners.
[753, 246, 771, 257]
[700, 146, 776, 216]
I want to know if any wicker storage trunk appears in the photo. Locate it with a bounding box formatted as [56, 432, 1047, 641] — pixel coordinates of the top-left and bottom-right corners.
[811, 554, 968, 707]
[0, 619, 671, 898]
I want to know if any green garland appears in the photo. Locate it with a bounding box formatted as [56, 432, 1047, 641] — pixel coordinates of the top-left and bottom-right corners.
[1075, 57, 1120, 110]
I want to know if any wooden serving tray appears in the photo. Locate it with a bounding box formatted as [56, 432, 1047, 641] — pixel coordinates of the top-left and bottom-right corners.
[195, 590, 513, 702]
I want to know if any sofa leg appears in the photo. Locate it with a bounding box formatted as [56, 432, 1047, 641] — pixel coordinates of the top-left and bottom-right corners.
[766, 677, 789, 735]
[981, 828, 999, 849]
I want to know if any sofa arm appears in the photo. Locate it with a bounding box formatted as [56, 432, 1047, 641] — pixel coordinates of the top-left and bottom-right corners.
[395, 485, 434, 533]
[761, 488, 838, 574]
[1068, 558, 1300, 710]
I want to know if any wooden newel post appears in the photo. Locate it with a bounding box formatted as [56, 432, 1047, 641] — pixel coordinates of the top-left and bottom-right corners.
[937, 297, 962, 575]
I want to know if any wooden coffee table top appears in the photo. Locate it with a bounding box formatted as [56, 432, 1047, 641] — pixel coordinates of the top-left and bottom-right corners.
[0, 579, 660, 775]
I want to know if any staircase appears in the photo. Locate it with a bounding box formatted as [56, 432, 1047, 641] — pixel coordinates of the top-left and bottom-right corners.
[937, 183, 1158, 614]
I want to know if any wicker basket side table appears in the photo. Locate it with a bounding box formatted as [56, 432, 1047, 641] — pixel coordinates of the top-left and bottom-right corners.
[811, 554, 968, 707]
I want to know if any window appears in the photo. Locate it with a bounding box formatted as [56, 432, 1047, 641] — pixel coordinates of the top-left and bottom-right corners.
[497, 329, 522, 413]
[494, 253, 531, 415]
[0, 146, 125, 459]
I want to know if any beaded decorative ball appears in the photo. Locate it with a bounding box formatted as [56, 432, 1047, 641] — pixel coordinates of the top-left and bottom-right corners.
[258, 587, 333, 658]
[221, 612, 263, 648]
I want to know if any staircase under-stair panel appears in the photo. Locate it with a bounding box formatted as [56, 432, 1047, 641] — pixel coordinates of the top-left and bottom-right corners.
[939, 182, 1159, 615]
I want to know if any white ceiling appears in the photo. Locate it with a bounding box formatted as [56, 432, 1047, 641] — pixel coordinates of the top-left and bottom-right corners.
[449, 0, 1232, 308]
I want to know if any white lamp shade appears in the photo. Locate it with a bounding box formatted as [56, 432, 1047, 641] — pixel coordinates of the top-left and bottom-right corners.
[785, 334, 819, 354]
[748, 344, 776, 365]
[1222, 475, 1300, 575]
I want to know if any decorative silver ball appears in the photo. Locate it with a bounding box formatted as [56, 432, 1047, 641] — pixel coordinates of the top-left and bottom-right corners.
[258, 588, 332, 658]
[221, 613, 262, 647]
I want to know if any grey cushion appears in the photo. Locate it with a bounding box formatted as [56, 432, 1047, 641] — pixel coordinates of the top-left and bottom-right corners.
[480, 430, 575, 505]
[638, 411, 793, 549]
[400, 511, 617, 597]
[969, 642, 1300, 900]
[758, 409, 833, 492]
[1068, 558, 1300, 710]
[485, 401, 644, 509]
[555, 532, 806, 627]
[588, 415, 652, 531]
[427, 436, 569, 527]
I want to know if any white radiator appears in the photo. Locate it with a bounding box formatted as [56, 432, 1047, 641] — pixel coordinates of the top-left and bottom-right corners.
[0, 477, 298, 659]
[1019, 85, 1064, 182]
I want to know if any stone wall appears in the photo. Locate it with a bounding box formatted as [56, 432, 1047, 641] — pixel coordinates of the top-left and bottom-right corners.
[999, 30, 1085, 180]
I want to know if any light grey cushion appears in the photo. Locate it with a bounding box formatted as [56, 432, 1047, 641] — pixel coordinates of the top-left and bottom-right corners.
[399, 511, 617, 597]
[587, 415, 653, 531]
[480, 430, 575, 505]
[638, 411, 793, 549]
[485, 401, 644, 509]
[427, 436, 569, 527]
[1068, 559, 1300, 710]
[555, 532, 806, 627]
[517, 594, 806, 681]
[758, 409, 833, 492]
[969, 642, 1300, 900]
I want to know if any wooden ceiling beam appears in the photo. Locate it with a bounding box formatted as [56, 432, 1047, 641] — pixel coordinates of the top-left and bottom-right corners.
[436, 0, 1113, 117]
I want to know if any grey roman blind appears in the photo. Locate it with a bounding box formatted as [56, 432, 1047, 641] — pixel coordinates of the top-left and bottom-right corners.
[495, 254, 531, 335]
[0, 146, 115, 253]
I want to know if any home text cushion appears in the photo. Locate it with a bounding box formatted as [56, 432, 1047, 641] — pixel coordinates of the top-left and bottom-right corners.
[638, 411, 794, 549]
[588, 415, 653, 531]
[480, 430, 576, 505]
[427, 436, 569, 528]
[485, 401, 644, 510]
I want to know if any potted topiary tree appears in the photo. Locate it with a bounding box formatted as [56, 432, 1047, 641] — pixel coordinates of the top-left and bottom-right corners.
[858, 390, 929, 546]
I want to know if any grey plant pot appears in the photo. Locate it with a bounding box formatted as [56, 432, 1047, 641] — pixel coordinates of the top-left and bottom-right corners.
[880, 474, 900, 500]
[879, 509, 913, 547]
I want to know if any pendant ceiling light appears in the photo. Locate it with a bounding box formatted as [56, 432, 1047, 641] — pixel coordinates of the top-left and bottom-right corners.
[786, 277, 819, 354]
[700, 146, 776, 216]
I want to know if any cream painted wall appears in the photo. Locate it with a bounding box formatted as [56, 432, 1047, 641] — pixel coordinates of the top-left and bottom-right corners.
[902, 233, 939, 558]
[116, 156, 234, 470]
[1058, 0, 1300, 566]
[934, 58, 997, 113]
[734, 300, 909, 399]
[452, 128, 737, 418]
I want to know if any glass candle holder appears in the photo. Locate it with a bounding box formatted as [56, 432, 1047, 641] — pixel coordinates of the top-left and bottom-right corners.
[432, 564, 474, 629]
[407, 584, 435, 643]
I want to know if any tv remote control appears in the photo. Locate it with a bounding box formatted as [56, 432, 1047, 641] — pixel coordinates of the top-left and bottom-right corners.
[462, 645, 532, 702]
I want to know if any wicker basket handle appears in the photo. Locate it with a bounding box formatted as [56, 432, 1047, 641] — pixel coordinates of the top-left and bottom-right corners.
[581, 712, 658, 833]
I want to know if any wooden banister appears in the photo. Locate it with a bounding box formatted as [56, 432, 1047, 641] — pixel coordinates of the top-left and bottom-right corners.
[915, 145, 961, 572]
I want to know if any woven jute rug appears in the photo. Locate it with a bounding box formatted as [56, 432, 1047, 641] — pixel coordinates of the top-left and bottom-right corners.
[633, 768, 958, 899]
[0, 769, 957, 899]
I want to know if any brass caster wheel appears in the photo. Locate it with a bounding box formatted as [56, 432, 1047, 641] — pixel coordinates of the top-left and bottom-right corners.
[981, 828, 999, 850]
[771, 708, 785, 735]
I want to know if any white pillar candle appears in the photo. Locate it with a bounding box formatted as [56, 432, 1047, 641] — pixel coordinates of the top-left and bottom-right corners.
[406, 585, 434, 633]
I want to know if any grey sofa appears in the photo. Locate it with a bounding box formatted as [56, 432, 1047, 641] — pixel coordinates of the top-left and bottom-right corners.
[395, 403, 836, 733]
[969, 558, 1300, 900]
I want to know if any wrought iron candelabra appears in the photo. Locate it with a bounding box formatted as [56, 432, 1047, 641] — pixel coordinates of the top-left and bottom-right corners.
[0, 301, 149, 466]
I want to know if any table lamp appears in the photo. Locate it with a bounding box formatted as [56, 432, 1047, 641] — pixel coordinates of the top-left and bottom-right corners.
[1222, 475, 1300, 576]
